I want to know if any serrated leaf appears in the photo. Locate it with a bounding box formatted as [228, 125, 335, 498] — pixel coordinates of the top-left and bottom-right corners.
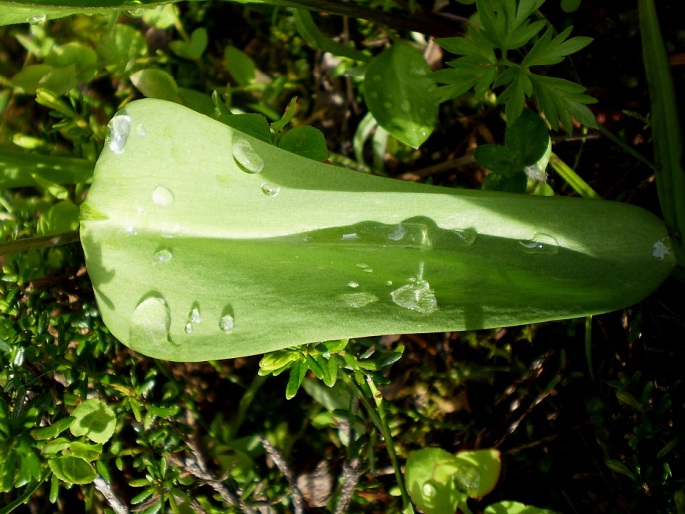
[436, 30, 496, 63]
[530, 74, 597, 131]
[522, 26, 593, 68]
[495, 66, 533, 125]
[363, 42, 438, 148]
[432, 57, 497, 100]
[475, 0, 545, 50]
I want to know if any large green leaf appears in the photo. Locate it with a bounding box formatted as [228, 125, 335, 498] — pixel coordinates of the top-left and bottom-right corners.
[80, 99, 674, 361]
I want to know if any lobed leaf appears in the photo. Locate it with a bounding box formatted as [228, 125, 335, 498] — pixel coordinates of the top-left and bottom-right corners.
[81, 99, 674, 361]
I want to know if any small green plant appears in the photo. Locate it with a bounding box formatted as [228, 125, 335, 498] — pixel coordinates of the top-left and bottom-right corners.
[433, 0, 596, 132]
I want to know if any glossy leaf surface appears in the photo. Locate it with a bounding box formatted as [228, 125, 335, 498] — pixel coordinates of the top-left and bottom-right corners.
[81, 99, 674, 361]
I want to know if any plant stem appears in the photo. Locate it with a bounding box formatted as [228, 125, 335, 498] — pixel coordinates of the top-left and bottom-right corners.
[365, 376, 414, 514]
[549, 152, 600, 199]
[0, 231, 80, 255]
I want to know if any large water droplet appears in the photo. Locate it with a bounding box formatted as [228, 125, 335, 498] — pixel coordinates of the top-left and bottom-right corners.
[152, 249, 172, 264]
[152, 186, 174, 207]
[452, 227, 477, 246]
[130, 294, 176, 346]
[518, 233, 559, 254]
[261, 183, 280, 198]
[106, 115, 131, 155]
[232, 136, 264, 173]
[220, 305, 235, 333]
[338, 292, 378, 308]
[388, 224, 407, 241]
[28, 13, 47, 24]
[391, 266, 437, 314]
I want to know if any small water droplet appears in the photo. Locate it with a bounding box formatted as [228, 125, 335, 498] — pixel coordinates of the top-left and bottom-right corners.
[652, 239, 671, 261]
[452, 227, 477, 246]
[28, 13, 47, 24]
[386, 280, 393, 286]
[220, 305, 234, 333]
[130, 294, 176, 346]
[422, 482, 437, 498]
[356, 263, 373, 273]
[232, 136, 265, 173]
[400, 100, 411, 112]
[184, 322, 194, 334]
[518, 233, 559, 254]
[388, 224, 407, 241]
[136, 123, 147, 137]
[348, 281, 360, 288]
[106, 115, 131, 155]
[261, 183, 280, 197]
[342, 232, 360, 241]
[184, 303, 201, 334]
[338, 292, 378, 309]
[152, 249, 172, 264]
[152, 186, 174, 207]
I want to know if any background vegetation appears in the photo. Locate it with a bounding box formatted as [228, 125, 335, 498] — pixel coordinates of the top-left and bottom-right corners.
[1, 1, 685, 512]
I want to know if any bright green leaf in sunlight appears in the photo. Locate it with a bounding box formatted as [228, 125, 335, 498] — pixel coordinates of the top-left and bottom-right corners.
[405, 448, 466, 514]
[48, 456, 97, 485]
[278, 126, 328, 161]
[69, 399, 116, 445]
[130, 69, 180, 102]
[170, 28, 208, 60]
[81, 99, 674, 361]
[363, 42, 438, 148]
[224, 46, 256, 86]
[484, 501, 558, 514]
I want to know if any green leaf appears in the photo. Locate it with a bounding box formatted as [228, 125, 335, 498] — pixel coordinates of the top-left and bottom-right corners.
[31, 417, 74, 440]
[475, 0, 545, 51]
[69, 441, 103, 461]
[286, 359, 307, 399]
[97, 24, 147, 75]
[36, 200, 80, 236]
[363, 42, 438, 148]
[522, 26, 593, 68]
[484, 501, 557, 514]
[278, 126, 328, 161]
[453, 448, 501, 499]
[494, 65, 533, 125]
[529, 74, 597, 131]
[170, 28, 207, 60]
[69, 399, 116, 445]
[432, 56, 498, 100]
[48, 456, 97, 485]
[81, 99, 674, 361]
[218, 113, 271, 143]
[224, 46, 256, 86]
[270, 97, 298, 134]
[130, 69, 180, 102]
[405, 448, 466, 514]
[505, 108, 549, 166]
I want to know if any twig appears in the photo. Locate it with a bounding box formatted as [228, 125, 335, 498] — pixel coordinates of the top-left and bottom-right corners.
[93, 476, 129, 514]
[258, 435, 305, 514]
[335, 458, 362, 514]
[166, 439, 255, 514]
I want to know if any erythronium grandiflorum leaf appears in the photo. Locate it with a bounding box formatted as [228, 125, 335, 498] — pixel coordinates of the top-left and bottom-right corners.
[80, 99, 674, 361]
[0, 1, 175, 25]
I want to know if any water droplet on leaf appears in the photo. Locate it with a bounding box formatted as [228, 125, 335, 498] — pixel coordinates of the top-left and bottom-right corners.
[455, 465, 481, 492]
[518, 233, 559, 254]
[338, 292, 378, 308]
[28, 14, 47, 24]
[136, 123, 147, 137]
[348, 281, 360, 288]
[422, 482, 437, 498]
[152, 186, 174, 207]
[356, 263, 373, 273]
[220, 305, 235, 333]
[130, 294, 176, 346]
[106, 115, 131, 155]
[261, 183, 280, 197]
[232, 136, 264, 173]
[452, 228, 477, 246]
[391, 265, 437, 314]
[152, 249, 172, 263]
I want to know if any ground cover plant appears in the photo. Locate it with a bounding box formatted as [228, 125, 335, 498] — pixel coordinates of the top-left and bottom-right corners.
[1, 0, 684, 512]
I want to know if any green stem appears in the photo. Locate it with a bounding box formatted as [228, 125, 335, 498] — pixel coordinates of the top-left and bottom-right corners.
[549, 152, 601, 199]
[0, 231, 80, 255]
[366, 376, 414, 514]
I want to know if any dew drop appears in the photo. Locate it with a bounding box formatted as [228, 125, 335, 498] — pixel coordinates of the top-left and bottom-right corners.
[184, 322, 194, 334]
[342, 233, 360, 241]
[130, 294, 176, 346]
[28, 13, 47, 24]
[152, 249, 172, 264]
[184, 303, 201, 334]
[261, 183, 280, 198]
[232, 136, 265, 173]
[452, 227, 477, 246]
[106, 115, 131, 155]
[391, 266, 437, 314]
[348, 281, 360, 288]
[135, 123, 147, 137]
[220, 305, 235, 333]
[338, 292, 378, 309]
[388, 224, 407, 241]
[518, 233, 559, 254]
[422, 482, 437, 498]
[356, 263, 373, 273]
[152, 185, 174, 207]
[386, 280, 393, 286]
